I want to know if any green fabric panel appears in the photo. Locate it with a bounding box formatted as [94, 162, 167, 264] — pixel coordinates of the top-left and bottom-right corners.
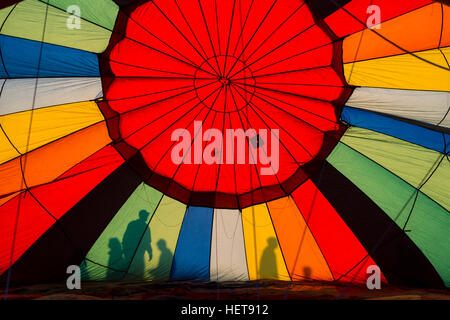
[47, 0, 118, 30]
[80, 259, 121, 282]
[0, 5, 15, 27]
[327, 143, 450, 287]
[126, 196, 187, 281]
[0, 0, 113, 53]
[341, 127, 449, 211]
[82, 183, 163, 281]
[407, 192, 450, 287]
[421, 158, 450, 211]
[340, 126, 444, 196]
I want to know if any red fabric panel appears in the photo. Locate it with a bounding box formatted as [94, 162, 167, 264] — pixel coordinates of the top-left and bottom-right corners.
[249, 26, 333, 74]
[0, 192, 54, 275]
[250, 43, 334, 78]
[100, 0, 348, 207]
[238, 2, 315, 69]
[105, 77, 202, 115]
[32, 146, 124, 218]
[0, 146, 123, 275]
[292, 180, 387, 284]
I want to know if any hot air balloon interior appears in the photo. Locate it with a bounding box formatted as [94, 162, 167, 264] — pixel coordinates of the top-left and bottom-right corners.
[0, 0, 449, 300]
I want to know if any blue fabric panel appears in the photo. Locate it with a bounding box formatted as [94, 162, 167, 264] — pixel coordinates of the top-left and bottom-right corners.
[170, 206, 213, 281]
[342, 107, 450, 154]
[0, 35, 100, 78]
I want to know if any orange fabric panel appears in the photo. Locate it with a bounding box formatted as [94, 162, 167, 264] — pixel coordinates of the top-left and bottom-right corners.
[343, 3, 449, 63]
[267, 196, 334, 281]
[0, 146, 124, 275]
[0, 157, 22, 200]
[0, 192, 19, 208]
[443, 3, 450, 48]
[0, 122, 111, 198]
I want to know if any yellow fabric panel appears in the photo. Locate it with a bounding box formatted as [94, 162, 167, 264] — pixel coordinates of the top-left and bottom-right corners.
[129, 195, 187, 281]
[344, 47, 450, 92]
[0, 122, 111, 199]
[0, 127, 20, 165]
[340, 127, 442, 189]
[242, 203, 290, 280]
[0, 5, 15, 25]
[0, 101, 105, 158]
[340, 127, 449, 211]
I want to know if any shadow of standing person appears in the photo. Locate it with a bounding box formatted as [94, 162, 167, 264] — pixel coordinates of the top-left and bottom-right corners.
[303, 266, 312, 281]
[122, 210, 152, 277]
[106, 237, 125, 280]
[149, 239, 173, 279]
[260, 237, 278, 279]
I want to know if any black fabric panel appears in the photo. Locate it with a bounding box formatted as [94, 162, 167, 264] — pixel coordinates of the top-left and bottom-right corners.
[306, 0, 352, 20]
[0, 0, 22, 10]
[1, 161, 143, 286]
[312, 162, 445, 288]
[113, 0, 147, 8]
[435, 0, 450, 6]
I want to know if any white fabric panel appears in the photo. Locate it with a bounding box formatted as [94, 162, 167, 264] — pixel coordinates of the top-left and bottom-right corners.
[442, 110, 450, 128]
[210, 209, 249, 282]
[347, 87, 450, 128]
[0, 77, 103, 116]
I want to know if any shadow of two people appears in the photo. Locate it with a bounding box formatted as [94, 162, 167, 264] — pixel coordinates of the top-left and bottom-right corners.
[106, 210, 172, 280]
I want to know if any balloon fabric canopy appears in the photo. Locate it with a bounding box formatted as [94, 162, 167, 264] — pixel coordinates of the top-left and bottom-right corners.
[0, 0, 449, 290]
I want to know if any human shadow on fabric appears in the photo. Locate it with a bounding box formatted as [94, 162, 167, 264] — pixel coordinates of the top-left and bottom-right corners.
[106, 237, 126, 280]
[149, 239, 173, 279]
[260, 237, 278, 279]
[303, 266, 312, 280]
[122, 209, 152, 277]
